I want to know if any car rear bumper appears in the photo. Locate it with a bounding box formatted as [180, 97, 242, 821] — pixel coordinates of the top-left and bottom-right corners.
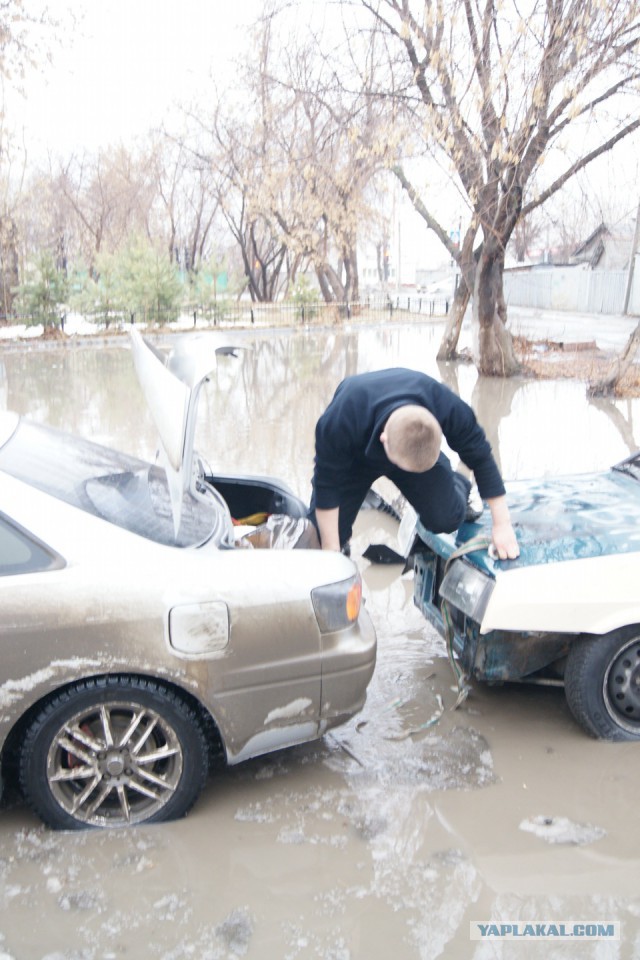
[320, 607, 377, 727]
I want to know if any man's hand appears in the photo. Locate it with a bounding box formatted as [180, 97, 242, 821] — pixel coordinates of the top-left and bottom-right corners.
[486, 495, 520, 560]
[491, 520, 520, 559]
[315, 507, 341, 551]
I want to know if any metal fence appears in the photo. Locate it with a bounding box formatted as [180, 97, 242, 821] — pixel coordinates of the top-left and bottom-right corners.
[504, 265, 640, 316]
[183, 293, 450, 329]
[0, 293, 452, 332]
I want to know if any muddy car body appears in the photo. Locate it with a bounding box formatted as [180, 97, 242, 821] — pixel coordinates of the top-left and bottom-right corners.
[0, 333, 376, 829]
[409, 454, 640, 741]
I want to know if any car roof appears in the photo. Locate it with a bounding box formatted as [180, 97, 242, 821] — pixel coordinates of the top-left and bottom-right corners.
[0, 411, 19, 449]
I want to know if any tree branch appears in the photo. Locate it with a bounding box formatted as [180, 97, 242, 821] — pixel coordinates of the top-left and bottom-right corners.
[392, 163, 458, 257]
[521, 116, 640, 217]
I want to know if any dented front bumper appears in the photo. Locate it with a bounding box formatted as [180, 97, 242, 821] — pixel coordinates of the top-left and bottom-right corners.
[413, 548, 571, 683]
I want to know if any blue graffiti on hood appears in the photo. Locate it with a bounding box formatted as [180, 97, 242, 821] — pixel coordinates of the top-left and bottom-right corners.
[417, 458, 640, 575]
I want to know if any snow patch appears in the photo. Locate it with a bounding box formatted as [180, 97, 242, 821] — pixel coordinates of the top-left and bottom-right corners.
[264, 698, 313, 725]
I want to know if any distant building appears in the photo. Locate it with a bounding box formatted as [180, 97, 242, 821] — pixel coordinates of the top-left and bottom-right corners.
[570, 220, 636, 271]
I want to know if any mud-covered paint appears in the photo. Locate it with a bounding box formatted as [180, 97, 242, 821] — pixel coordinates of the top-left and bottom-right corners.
[418, 462, 640, 574]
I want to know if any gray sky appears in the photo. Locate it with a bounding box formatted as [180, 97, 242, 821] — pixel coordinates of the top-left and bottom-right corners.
[15, 0, 262, 154]
[12, 0, 638, 263]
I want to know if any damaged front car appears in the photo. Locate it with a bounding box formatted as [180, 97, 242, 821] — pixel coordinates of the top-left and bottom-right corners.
[0, 332, 376, 829]
[406, 454, 640, 741]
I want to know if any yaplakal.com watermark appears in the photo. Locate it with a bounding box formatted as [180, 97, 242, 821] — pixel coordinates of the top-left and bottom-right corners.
[470, 921, 620, 941]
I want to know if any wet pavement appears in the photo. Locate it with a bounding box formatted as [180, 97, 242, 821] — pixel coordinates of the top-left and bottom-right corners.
[0, 319, 639, 959]
[504, 306, 639, 353]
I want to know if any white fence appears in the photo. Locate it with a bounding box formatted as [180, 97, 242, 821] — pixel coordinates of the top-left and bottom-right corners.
[504, 259, 640, 316]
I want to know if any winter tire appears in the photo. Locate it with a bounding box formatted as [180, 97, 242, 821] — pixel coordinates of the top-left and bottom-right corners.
[19, 676, 209, 829]
[564, 628, 640, 741]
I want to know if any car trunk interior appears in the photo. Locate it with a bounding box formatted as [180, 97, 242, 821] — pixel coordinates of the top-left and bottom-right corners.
[205, 474, 319, 550]
[206, 474, 307, 522]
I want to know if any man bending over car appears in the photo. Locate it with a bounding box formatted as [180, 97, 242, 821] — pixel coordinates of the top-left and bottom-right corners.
[309, 368, 519, 561]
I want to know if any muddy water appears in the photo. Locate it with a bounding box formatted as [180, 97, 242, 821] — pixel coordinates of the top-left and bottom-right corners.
[1, 321, 639, 959]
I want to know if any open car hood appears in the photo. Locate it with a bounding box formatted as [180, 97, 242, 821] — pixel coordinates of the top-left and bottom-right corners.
[414, 453, 640, 575]
[130, 331, 241, 535]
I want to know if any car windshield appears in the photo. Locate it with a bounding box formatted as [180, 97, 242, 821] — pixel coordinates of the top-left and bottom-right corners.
[612, 451, 640, 481]
[0, 419, 224, 548]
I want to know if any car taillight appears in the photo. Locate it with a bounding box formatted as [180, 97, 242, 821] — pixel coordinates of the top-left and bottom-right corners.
[311, 573, 362, 633]
[346, 578, 362, 621]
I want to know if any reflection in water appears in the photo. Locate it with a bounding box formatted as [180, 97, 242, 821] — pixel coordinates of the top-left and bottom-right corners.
[2, 324, 638, 503]
[0, 346, 155, 460]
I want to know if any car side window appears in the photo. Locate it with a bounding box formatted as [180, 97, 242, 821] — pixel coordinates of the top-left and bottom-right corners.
[0, 514, 63, 576]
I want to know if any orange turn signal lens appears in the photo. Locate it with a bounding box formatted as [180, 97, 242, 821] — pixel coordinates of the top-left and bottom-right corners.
[346, 578, 362, 622]
[311, 574, 362, 633]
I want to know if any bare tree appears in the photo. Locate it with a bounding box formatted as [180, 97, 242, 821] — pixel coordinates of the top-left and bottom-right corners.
[274, 32, 396, 302]
[148, 136, 220, 273]
[208, 110, 289, 303]
[359, 0, 640, 375]
[509, 211, 545, 264]
[191, 3, 397, 303]
[51, 147, 155, 271]
[0, 131, 29, 317]
[0, 1, 63, 315]
[264, 9, 400, 302]
[0, 1, 61, 102]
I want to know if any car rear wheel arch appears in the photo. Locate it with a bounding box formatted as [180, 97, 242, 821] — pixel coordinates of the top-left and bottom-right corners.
[15, 673, 221, 830]
[4, 671, 225, 768]
[564, 625, 640, 741]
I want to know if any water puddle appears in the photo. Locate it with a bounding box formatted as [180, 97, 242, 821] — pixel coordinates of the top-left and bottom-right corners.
[0, 322, 639, 957]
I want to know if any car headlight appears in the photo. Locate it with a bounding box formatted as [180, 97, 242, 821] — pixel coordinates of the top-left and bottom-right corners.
[312, 573, 362, 633]
[439, 560, 494, 622]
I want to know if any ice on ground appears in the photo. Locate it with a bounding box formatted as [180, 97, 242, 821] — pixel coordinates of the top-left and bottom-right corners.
[519, 815, 606, 845]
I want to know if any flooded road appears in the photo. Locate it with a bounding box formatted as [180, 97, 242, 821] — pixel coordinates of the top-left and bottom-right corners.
[1, 320, 639, 959]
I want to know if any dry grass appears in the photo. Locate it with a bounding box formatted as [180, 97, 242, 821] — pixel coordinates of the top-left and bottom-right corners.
[513, 336, 640, 398]
[41, 325, 68, 341]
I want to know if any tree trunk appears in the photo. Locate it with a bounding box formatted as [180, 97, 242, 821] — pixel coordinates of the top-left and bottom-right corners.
[0, 217, 19, 317]
[316, 266, 333, 303]
[587, 320, 640, 397]
[315, 262, 346, 301]
[474, 247, 520, 377]
[437, 280, 470, 360]
[349, 246, 359, 301]
[436, 227, 477, 359]
[342, 252, 352, 302]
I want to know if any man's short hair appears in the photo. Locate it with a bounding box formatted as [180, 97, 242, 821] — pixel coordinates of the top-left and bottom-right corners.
[384, 405, 442, 472]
